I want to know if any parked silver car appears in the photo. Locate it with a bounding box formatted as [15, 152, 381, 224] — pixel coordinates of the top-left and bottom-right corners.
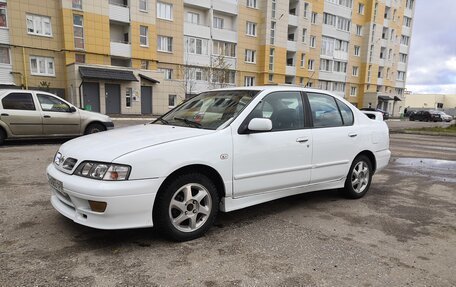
[0, 90, 113, 145]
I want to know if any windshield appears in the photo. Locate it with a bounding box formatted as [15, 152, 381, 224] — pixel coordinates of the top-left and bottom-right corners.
[155, 90, 259, 130]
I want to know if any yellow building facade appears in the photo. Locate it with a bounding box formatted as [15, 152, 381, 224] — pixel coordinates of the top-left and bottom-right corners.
[0, 0, 415, 115]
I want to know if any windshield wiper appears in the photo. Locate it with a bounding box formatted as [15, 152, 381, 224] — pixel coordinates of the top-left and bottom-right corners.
[173, 117, 202, 128]
[155, 118, 169, 125]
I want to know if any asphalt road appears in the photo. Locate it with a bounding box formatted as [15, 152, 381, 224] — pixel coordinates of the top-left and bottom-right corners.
[0, 126, 455, 286]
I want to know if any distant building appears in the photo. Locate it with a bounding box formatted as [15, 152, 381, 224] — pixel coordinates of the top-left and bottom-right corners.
[0, 0, 416, 115]
[404, 94, 456, 116]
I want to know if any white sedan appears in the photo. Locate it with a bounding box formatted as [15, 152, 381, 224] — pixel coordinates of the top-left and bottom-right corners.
[47, 86, 390, 241]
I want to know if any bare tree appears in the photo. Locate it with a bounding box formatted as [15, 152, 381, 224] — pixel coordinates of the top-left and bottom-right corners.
[209, 54, 234, 89]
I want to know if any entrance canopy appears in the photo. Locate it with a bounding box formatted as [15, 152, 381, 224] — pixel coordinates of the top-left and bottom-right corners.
[79, 66, 138, 81]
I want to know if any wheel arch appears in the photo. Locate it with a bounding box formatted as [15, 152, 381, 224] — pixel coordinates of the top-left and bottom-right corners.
[0, 124, 7, 139]
[84, 121, 106, 134]
[354, 150, 377, 173]
[156, 164, 226, 203]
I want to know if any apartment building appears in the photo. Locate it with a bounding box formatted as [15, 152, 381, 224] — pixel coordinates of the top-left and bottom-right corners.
[0, 0, 415, 116]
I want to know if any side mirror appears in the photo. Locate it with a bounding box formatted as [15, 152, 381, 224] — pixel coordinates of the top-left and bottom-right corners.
[70, 106, 77, 113]
[248, 118, 272, 132]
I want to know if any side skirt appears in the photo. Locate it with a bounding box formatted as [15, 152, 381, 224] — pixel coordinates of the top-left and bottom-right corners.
[220, 178, 345, 212]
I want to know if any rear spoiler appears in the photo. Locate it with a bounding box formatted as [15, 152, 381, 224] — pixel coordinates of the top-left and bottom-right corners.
[361, 111, 384, 121]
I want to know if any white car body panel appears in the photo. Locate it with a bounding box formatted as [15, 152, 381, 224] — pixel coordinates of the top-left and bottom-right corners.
[47, 86, 391, 230]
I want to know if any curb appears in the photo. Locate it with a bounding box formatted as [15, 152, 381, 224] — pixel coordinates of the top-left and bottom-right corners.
[390, 130, 456, 137]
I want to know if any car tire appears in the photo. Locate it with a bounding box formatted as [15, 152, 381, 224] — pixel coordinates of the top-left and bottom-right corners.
[342, 155, 373, 199]
[154, 173, 219, 242]
[85, 123, 106, 134]
[0, 128, 5, 145]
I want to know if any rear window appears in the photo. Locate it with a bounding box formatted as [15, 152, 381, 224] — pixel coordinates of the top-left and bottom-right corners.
[1, 93, 36, 110]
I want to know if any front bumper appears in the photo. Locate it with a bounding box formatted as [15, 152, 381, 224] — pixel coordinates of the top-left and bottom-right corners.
[103, 121, 115, 130]
[47, 164, 163, 230]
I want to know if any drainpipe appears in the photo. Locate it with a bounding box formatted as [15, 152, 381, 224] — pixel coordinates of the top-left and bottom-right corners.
[78, 80, 84, 109]
[22, 47, 28, 89]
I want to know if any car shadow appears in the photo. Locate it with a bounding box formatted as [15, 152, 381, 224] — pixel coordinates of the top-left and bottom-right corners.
[58, 188, 343, 249]
[2, 138, 71, 147]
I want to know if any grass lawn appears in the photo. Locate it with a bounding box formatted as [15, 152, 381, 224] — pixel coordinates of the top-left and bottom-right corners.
[405, 124, 456, 135]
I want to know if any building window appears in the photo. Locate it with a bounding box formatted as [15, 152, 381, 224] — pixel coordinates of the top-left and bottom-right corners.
[271, 0, 276, 18]
[72, 0, 82, 10]
[244, 76, 255, 86]
[245, 49, 256, 63]
[405, 0, 414, 9]
[270, 21, 276, 44]
[269, 48, 274, 71]
[140, 26, 148, 46]
[323, 13, 336, 26]
[300, 53, 305, 67]
[26, 14, 52, 37]
[158, 35, 172, 52]
[354, 45, 360, 56]
[140, 60, 149, 69]
[212, 41, 236, 57]
[302, 28, 307, 43]
[397, 71, 405, 81]
[401, 35, 410, 45]
[358, 3, 365, 14]
[311, 12, 317, 24]
[0, 47, 10, 64]
[75, 53, 85, 63]
[168, 94, 177, 107]
[185, 36, 208, 55]
[320, 59, 332, 72]
[159, 68, 173, 79]
[73, 15, 84, 49]
[157, 2, 173, 20]
[186, 12, 199, 24]
[246, 21, 257, 36]
[310, 36, 316, 48]
[307, 59, 314, 71]
[303, 2, 309, 18]
[30, 56, 55, 76]
[247, 0, 257, 8]
[126, 87, 132, 107]
[399, 53, 408, 63]
[356, 25, 362, 36]
[213, 17, 223, 29]
[352, 66, 358, 76]
[139, 0, 148, 12]
[333, 61, 347, 73]
[350, 86, 357, 96]
[0, 3, 7, 28]
[269, 74, 274, 82]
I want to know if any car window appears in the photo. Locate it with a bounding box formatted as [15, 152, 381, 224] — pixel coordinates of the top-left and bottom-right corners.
[37, 94, 71, 112]
[336, 99, 354, 126]
[307, 92, 343, 128]
[159, 90, 258, 130]
[248, 91, 305, 131]
[1, 93, 36, 111]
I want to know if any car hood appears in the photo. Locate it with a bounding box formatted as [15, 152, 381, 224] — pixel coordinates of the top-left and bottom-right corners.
[58, 124, 215, 162]
[78, 109, 112, 122]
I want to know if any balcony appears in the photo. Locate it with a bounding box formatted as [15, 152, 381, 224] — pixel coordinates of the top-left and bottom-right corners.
[212, 28, 237, 43]
[213, 0, 237, 15]
[286, 65, 296, 76]
[288, 15, 298, 26]
[110, 41, 132, 58]
[184, 53, 211, 66]
[109, 3, 130, 23]
[184, 23, 210, 39]
[211, 55, 236, 70]
[287, 40, 297, 51]
[184, 0, 211, 9]
[0, 29, 9, 44]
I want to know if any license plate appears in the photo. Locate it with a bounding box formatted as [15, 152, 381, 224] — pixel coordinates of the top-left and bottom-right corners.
[48, 175, 63, 193]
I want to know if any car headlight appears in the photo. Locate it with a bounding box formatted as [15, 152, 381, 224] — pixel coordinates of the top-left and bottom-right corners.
[74, 161, 131, 181]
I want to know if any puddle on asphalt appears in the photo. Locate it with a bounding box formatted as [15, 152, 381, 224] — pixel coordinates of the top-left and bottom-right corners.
[391, 157, 456, 183]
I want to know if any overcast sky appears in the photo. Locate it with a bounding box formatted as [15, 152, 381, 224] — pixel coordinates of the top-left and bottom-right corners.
[406, 0, 456, 94]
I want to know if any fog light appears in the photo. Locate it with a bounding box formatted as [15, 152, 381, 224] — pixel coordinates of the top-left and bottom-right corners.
[88, 200, 107, 212]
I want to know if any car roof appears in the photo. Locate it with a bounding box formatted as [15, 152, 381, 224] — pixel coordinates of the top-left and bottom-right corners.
[0, 89, 56, 95]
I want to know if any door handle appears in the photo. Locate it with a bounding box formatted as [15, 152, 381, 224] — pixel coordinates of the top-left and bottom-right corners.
[44, 115, 51, 118]
[348, 132, 357, 138]
[296, 137, 309, 143]
[1, 113, 9, 116]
